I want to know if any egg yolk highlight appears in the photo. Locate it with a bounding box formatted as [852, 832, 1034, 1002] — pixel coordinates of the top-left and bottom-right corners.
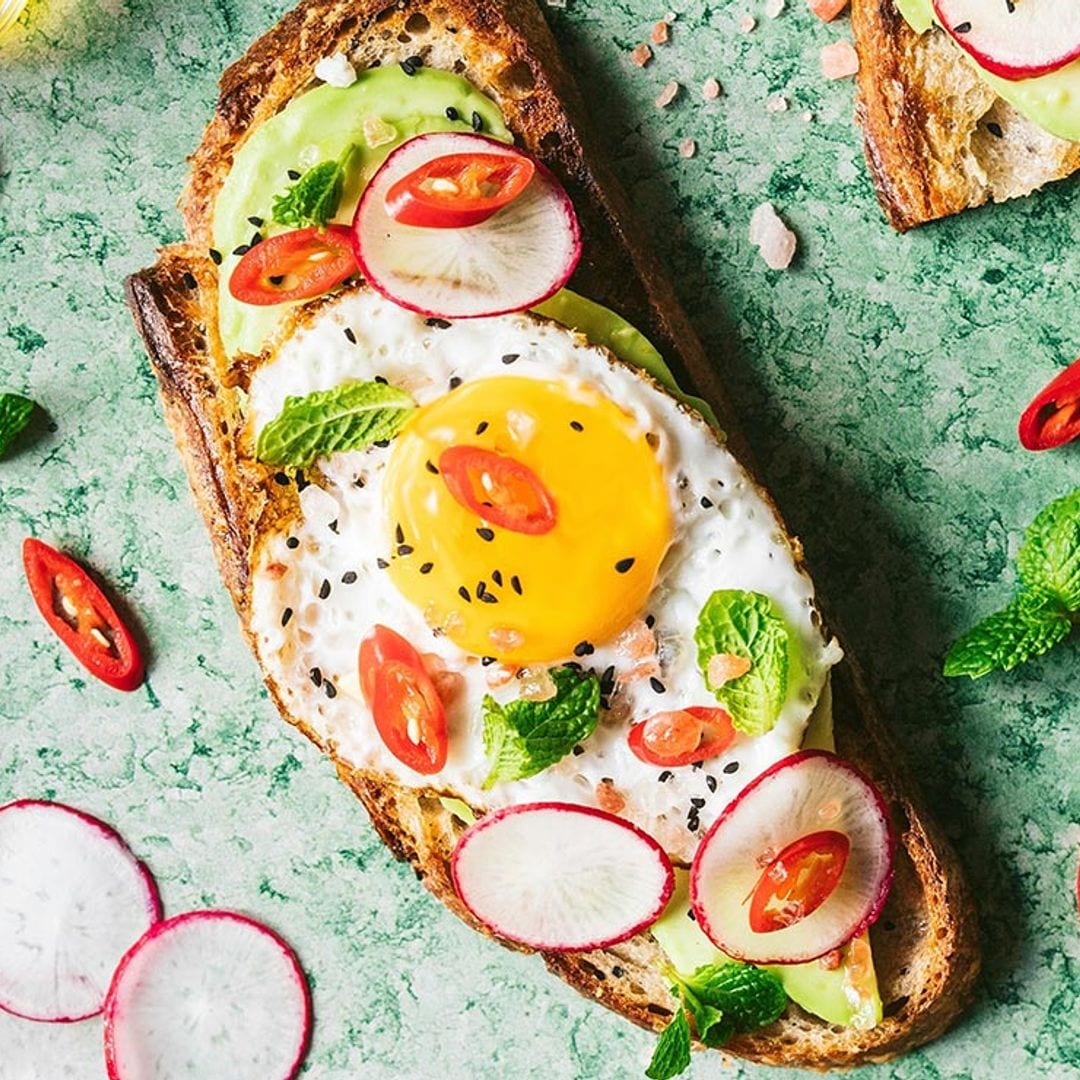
[383, 376, 672, 663]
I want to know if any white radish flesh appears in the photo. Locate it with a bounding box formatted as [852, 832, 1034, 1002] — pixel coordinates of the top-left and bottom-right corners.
[104, 910, 311, 1080]
[0, 800, 161, 1023]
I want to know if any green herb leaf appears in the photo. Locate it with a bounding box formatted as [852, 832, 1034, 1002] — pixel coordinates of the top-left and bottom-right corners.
[645, 1008, 691, 1080]
[694, 590, 790, 735]
[1017, 488, 1080, 611]
[677, 984, 731, 1048]
[0, 393, 35, 457]
[481, 666, 600, 788]
[255, 381, 414, 468]
[271, 159, 345, 229]
[943, 592, 1072, 679]
[674, 964, 787, 1034]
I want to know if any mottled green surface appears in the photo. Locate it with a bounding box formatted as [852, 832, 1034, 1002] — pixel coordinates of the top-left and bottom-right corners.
[0, 1, 1077, 1077]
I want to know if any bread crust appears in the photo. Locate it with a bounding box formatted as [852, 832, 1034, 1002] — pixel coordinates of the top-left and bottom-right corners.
[852, 0, 1080, 230]
[127, 0, 980, 1067]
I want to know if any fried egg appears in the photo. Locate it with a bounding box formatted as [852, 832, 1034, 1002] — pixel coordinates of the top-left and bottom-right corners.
[247, 286, 841, 863]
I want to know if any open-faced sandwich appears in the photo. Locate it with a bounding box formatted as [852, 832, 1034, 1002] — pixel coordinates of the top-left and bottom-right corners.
[854, 0, 1080, 229]
[127, 0, 979, 1071]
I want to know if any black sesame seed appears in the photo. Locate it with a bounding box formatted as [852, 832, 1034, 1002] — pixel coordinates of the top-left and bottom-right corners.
[573, 641, 595, 657]
[318, 579, 331, 600]
[700, 496, 713, 509]
[281, 608, 293, 627]
[406, 54, 422, 67]
[476, 527, 495, 542]
[288, 169, 302, 180]
[501, 352, 519, 365]
[328, 519, 339, 534]
[645, 613, 656, 629]
[687, 815, 700, 832]
[477, 581, 487, 597]
[723, 760, 740, 774]
[475, 420, 489, 435]
[354, 476, 366, 488]
[471, 110, 484, 132]
[458, 586, 471, 602]
[481, 656, 497, 666]
[268, 275, 285, 286]
[250, 231, 263, 248]
[309, 667, 322, 687]
[209, 248, 223, 265]
[511, 575, 523, 595]
[611, 966, 624, 978]
[377, 558, 390, 569]
[341, 571, 358, 584]
[615, 557, 635, 574]
[274, 471, 290, 486]
[182, 271, 197, 290]
[295, 470, 309, 491]
[248, 216, 264, 227]
[705, 775, 717, 793]
[492, 570, 503, 587]
[425, 460, 439, 474]
[692, 760, 704, 771]
[397, 544, 414, 556]
[987, 121, 1004, 138]
[374, 375, 388, 385]
[690, 796, 706, 809]
[953, 20, 971, 33]
[400, 58, 417, 75]
[286, 537, 300, 550]
[572, 745, 585, 756]
[374, 439, 390, 449]
[445, 105, 459, 121]
[425, 317, 451, 329]
[449, 376, 462, 389]
[232, 244, 250, 257]
[324, 681, 337, 699]
[569, 420, 584, 432]
[344, 327, 357, 344]
[419, 562, 434, 574]
[649, 676, 666, 694]
[687, 909, 697, 922]
[658, 770, 673, 782]
[396, 524, 405, 544]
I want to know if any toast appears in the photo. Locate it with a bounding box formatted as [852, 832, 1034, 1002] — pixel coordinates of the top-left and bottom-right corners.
[852, 0, 1080, 230]
[126, 0, 980, 1068]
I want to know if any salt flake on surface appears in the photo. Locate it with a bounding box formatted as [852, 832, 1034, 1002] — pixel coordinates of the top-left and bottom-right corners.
[766, 94, 788, 113]
[765, 0, 785, 17]
[821, 40, 860, 79]
[740, 14, 757, 31]
[702, 76, 722, 100]
[655, 80, 681, 108]
[679, 138, 697, 158]
[749, 203, 797, 270]
[314, 52, 357, 88]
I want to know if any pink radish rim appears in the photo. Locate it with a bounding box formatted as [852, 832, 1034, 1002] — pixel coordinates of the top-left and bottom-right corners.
[931, 0, 1080, 81]
[0, 799, 163, 1024]
[689, 750, 896, 965]
[451, 800, 675, 952]
[351, 132, 582, 320]
[103, 909, 312, 1080]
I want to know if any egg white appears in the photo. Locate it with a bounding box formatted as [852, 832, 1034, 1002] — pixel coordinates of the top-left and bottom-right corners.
[247, 286, 841, 864]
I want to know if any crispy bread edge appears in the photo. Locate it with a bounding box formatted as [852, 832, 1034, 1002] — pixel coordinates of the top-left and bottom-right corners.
[126, 0, 979, 1067]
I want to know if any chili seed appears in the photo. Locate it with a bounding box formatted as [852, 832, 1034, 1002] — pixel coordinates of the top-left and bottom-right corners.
[476, 527, 495, 542]
[209, 248, 222, 265]
[324, 681, 337, 699]
[419, 562, 434, 574]
[723, 761, 740, 774]
[649, 676, 666, 694]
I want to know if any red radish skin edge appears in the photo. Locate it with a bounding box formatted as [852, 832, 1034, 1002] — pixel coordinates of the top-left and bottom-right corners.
[0, 799, 163, 1024]
[450, 801, 675, 952]
[690, 750, 896, 965]
[102, 910, 313, 1080]
[351, 134, 582, 320]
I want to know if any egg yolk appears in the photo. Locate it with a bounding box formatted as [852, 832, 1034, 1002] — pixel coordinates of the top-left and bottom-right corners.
[383, 375, 673, 664]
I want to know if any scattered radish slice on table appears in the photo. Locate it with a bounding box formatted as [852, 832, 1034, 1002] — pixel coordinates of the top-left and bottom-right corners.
[104, 911, 311, 1080]
[0, 800, 161, 1022]
[691, 750, 894, 964]
[452, 802, 674, 951]
[933, 0, 1080, 80]
[352, 132, 580, 318]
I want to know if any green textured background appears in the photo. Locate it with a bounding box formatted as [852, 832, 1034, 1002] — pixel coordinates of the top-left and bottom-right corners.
[0, 0, 1077, 1076]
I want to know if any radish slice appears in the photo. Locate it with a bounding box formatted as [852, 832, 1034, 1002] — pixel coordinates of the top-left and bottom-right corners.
[0, 800, 161, 1023]
[353, 132, 581, 319]
[104, 911, 311, 1080]
[691, 751, 894, 965]
[934, 0, 1080, 81]
[451, 802, 674, 951]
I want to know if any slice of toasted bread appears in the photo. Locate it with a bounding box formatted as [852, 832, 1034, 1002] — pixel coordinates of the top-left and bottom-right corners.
[852, 0, 1080, 230]
[126, 0, 980, 1067]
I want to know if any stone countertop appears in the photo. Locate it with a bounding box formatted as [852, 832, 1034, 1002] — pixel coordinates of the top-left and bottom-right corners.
[0, 0, 1076, 1077]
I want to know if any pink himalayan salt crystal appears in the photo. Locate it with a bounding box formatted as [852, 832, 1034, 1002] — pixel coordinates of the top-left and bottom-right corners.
[821, 39, 860, 79]
[749, 202, 797, 271]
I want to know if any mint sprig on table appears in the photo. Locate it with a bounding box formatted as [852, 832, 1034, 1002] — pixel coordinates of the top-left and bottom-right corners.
[256, 381, 414, 468]
[271, 155, 348, 229]
[0, 393, 36, 457]
[694, 590, 790, 736]
[945, 488, 1080, 678]
[481, 665, 600, 789]
[646, 963, 787, 1079]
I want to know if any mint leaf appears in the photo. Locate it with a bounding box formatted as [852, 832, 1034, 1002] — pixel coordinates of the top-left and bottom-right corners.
[645, 1008, 691, 1080]
[675, 964, 787, 1033]
[677, 985, 731, 1048]
[943, 592, 1071, 679]
[0, 393, 35, 457]
[481, 666, 600, 788]
[1017, 488, 1080, 611]
[694, 590, 790, 735]
[256, 381, 414, 468]
[272, 159, 345, 228]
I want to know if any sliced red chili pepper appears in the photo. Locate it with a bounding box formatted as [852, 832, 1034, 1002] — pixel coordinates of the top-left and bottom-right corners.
[385, 150, 536, 229]
[22, 538, 144, 692]
[438, 445, 557, 535]
[228, 225, 358, 306]
[627, 706, 736, 768]
[748, 830, 851, 933]
[1018, 356, 1080, 451]
[359, 625, 448, 775]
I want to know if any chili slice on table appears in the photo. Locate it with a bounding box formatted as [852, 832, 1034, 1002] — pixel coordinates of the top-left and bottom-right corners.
[384, 150, 536, 229]
[748, 829, 851, 933]
[359, 625, 448, 775]
[438, 445, 557, 536]
[1018, 356, 1080, 451]
[228, 225, 358, 306]
[627, 706, 736, 768]
[22, 538, 144, 692]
